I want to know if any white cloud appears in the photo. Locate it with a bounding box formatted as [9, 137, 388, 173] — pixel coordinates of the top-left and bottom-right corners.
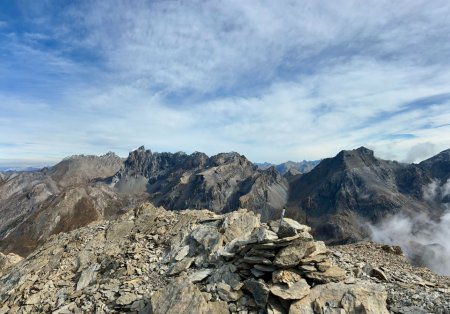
[369, 210, 450, 276]
[1, 0, 450, 164]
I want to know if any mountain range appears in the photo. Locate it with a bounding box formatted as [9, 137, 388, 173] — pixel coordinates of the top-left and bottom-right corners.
[0, 146, 449, 258]
[255, 160, 320, 176]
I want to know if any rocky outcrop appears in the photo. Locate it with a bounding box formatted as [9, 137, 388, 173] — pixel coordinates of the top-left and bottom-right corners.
[114, 146, 288, 219]
[420, 149, 450, 182]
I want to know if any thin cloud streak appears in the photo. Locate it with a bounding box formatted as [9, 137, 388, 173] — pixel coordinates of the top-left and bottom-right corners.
[0, 1, 449, 164]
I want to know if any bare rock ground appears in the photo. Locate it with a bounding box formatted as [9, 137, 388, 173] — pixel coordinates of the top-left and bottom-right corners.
[0, 202, 448, 313]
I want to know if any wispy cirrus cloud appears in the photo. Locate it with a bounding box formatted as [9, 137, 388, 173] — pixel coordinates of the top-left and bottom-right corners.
[0, 1, 449, 165]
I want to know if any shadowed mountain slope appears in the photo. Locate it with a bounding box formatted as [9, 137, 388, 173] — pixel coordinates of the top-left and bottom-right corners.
[286, 147, 445, 244]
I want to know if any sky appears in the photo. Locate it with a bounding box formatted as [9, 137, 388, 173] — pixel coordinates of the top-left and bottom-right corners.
[1, 0, 450, 167]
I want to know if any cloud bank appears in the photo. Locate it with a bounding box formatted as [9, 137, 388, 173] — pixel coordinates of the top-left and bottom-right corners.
[370, 180, 450, 275]
[369, 211, 450, 275]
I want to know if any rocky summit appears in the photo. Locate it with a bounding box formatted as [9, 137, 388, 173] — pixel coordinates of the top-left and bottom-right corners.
[1, 203, 448, 314]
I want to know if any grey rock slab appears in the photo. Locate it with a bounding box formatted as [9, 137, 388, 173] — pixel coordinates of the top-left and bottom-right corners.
[254, 264, 277, 272]
[270, 218, 311, 235]
[222, 209, 260, 243]
[243, 279, 270, 309]
[241, 256, 272, 265]
[190, 225, 223, 255]
[274, 239, 315, 268]
[188, 269, 213, 283]
[174, 245, 190, 261]
[167, 257, 194, 276]
[304, 266, 346, 284]
[298, 265, 317, 272]
[250, 227, 278, 243]
[76, 263, 100, 291]
[246, 248, 276, 258]
[250, 268, 265, 278]
[270, 280, 310, 300]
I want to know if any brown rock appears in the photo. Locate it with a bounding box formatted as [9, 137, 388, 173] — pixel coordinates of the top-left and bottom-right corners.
[289, 281, 389, 314]
[270, 279, 310, 300]
[222, 209, 260, 243]
[274, 239, 315, 268]
[272, 270, 303, 286]
[150, 277, 228, 314]
[304, 266, 346, 283]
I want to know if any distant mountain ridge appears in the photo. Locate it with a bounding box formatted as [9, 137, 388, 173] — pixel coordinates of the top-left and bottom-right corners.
[0, 166, 41, 172]
[255, 160, 320, 175]
[0, 145, 449, 257]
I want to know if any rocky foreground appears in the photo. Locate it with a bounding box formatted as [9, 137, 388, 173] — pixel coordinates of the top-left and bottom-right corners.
[0, 203, 448, 314]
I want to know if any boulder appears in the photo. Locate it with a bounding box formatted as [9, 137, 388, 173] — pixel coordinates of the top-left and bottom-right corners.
[270, 280, 310, 300]
[251, 227, 278, 243]
[76, 263, 99, 291]
[190, 224, 223, 256]
[289, 281, 389, 314]
[150, 277, 228, 314]
[222, 209, 260, 243]
[217, 282, 243, 302]
[274, 239, 315, 268]
[270, 218, 311, 238]
[303, 265, 346, 283]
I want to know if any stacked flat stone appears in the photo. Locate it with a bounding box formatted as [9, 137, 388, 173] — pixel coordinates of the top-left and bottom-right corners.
[154, 209, 389, 314]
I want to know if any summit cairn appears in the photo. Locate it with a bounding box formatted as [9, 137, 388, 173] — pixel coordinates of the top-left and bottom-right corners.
[153, 208, 389, 314]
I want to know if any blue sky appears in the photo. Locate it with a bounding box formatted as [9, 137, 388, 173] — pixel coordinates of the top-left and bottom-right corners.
[1, 0, 450, 166]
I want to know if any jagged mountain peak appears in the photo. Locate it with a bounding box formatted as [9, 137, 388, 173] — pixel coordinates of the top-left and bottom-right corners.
[209, 151, 253, 168]
[419, 148, 450, 181]
[335, 146, 378, 167]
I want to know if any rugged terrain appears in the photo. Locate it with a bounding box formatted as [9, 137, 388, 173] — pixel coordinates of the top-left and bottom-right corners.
[286, 147, 449, 244]
[0, 153, 130, 256]
[1, 203, 447, 313]
[0, 146, 449, 271]
[113, 147, 288, 221]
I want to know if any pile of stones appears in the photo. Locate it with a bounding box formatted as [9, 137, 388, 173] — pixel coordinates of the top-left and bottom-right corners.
[0, 203, 397, 313]
[152, 209, 389, 313]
